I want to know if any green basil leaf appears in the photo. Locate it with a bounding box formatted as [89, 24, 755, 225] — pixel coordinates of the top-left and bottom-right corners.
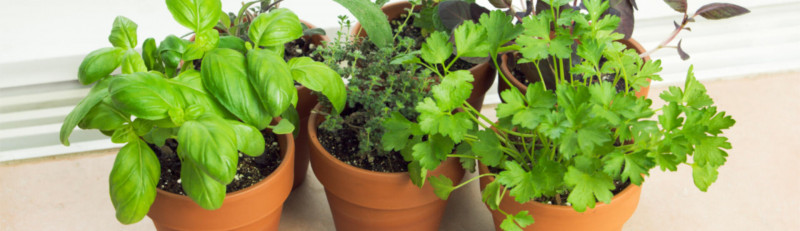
[108, 139, 159, 224]
[158, 35, 189, 70]
[60, 78, 112, 145]
[219, 9, 230, 29]
[183, 29, 219, 60]
[170, 70, 233, 118]
[334, 0, 392, 48]
[247, 49, 296, 117]
[111, 125, 137, 144]
[271, 119, 294, 134]
[181, 159, 226, 210]
[142, 38, 164, 72]
[177, 115, 238, 184]
[227, 120, 265, 157]
[78, 99, 130, 131]
[218, 36, 246, 54]
[109, 72, 184, 120]
[165, 0, 221, 31]
[287, 57, 346, 113]
[121, 50, 147, 74]
[248, 8, 303, 47]
[201, 48, 271, 129]
[108, 16, 138, 49]
[78, 47, 125, 85]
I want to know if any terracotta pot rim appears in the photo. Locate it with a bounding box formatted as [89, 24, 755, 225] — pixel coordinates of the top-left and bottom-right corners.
[500, 38, 649, 92]
[479, 163, 641, 212]
[308, 103, 427, 178]
[153, 128, 296, 203]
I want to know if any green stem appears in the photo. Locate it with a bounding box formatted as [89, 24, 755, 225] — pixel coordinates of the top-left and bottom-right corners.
[454, 173, 497, 189]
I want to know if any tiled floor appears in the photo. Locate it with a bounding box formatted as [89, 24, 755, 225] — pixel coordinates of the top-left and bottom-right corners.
[1, 72, 798, 230]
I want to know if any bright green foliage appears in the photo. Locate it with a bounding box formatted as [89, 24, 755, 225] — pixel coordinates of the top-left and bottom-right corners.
[108, 139, 159, 224]
[500, 211, 535, 231]
[471, 130, 503, 167]
[61, 3, 346, 225]
[453, 21, 491, 57]
[420, 31, 452, 64]
[333, 0, 392, 48]
[429, 175, 455, 200]
[479, 10, 522, 56]
[412, 134, 454, 170]
[565, 166, 614, 212]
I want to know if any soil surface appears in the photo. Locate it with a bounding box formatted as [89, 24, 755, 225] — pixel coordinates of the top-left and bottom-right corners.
[317, 121, 408, 173]
[150, 131, 282, 195]
[284, 36, 323, 62]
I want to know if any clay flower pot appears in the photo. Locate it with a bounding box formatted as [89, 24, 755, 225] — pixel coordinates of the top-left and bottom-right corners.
[478, 164, 642, 231]
[498, 38, 652, 99]
[146, 132, 295, 231]
[293, 19, 331, 189]
[307, 104, 466, 230]
[351, 1, 497, 111]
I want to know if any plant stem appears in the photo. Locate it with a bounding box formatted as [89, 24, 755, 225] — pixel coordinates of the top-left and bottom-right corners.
[641, 14, 690, 57]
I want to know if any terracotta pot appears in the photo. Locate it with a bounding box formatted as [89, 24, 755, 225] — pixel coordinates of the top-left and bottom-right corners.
[498, 38, 651, 99]
[351, 1, 497, 111]
[146, 132, 295, 231]
[293, 19, 331, 189]
[307, 104, 466, 231]
[478, 164, 642, 231]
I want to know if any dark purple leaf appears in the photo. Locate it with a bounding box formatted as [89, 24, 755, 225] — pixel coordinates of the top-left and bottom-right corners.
[673, 20, 680, 29]
[438, 1, 490, 31]
[609, 0, 635, 39]
[684, 27, 691, 31]
[662, 0, 687, 13]
[695, 3, 750, 20]
[677, 39, 690, 60]
[489, 0, 512, 8]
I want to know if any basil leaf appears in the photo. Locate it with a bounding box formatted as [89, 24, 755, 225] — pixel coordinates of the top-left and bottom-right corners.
[287, 57, 346, 114]
[60, 78, 112, 145]
[108, 139, 159, 224]
[109, 72, 184, 120]
[78, 47, 125, 85]
[108, 16, 138, 49]
[170, 70, 233, 118]
[271, 119, 294, 134]
[78, 98, 130, 131]
[177, 115, 238, 184]
[184, 29, 219, 60]
[218, 36, 246, 54]
[227, 120, 265, 157]
[248, 8, 303, 47]
[121, 50, 147, 74]
[201, 48, 272, 129]
[142, 38, 164, 72]
[247, 49, 296, 118]
[181, 159, 226, 210]
[165, 0, 221, 31]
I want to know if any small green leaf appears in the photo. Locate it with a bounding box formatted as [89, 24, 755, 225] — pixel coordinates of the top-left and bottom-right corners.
[682, 66, 714, 108]
[78, 47, 125, 85]
[108, 139, 159, 224]
[431, 70, 474, 111]
[165, 0, 221, 31]
[479, 10, 522, 56]
[412, 134, 454, 170]
[602, 151, 654, 185]
[287, 57, 346, 114]
[201, 48, 271, 129]
[109, 72, 184, 120]
[381, 112, 419, 151]
[497, 161, 536, 203]
[692, 163, 718, 192]
[408, 161, 427, 187]
[334, 0, 392, 48]
[111, 125, 137, 144]
[181, 159, 226, 210]
[501, 211, 535, 231]
[142, 38, 163, 72]
[247, 49, 296, 117]
[453, 20, 491, 57]
[420, 31, 452, 64]
[79, 100, 129, 131]
[271, 119, 295, 134]
[177, 116, 238, 184]
[108, 16, 138, 49]
[482, 180, 502, 210]
[184, 29, 220, 60]
[248, 8, 303, 47]
[471, 130, 503, 167]
[121, 50, 147, 74]
[227, 120, 265, 157]
[429, 175, 455, 200]
[564, 166, 615, 212]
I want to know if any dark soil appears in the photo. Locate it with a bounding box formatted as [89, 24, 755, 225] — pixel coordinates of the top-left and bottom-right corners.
[284, 36, 323, 62]
[316, 116, 408, 173]
[150, 131, 282, 195]
[390, 13, 475, 72]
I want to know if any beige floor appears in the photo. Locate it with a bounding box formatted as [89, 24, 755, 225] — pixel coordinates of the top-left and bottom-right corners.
[1, 72, 798, 230]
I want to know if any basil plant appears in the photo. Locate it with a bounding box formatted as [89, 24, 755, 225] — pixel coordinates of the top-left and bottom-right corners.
[59, 0, 345, 224]
[383, 0, 735, 230]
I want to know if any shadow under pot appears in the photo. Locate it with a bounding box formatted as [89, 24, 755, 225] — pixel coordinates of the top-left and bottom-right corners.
[307, 104, 466, 231]
[349, 0, 497, 111]
[146, 130, 295, 231]
[498, 38, 652, 99]
[478, 163, 642, 231]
